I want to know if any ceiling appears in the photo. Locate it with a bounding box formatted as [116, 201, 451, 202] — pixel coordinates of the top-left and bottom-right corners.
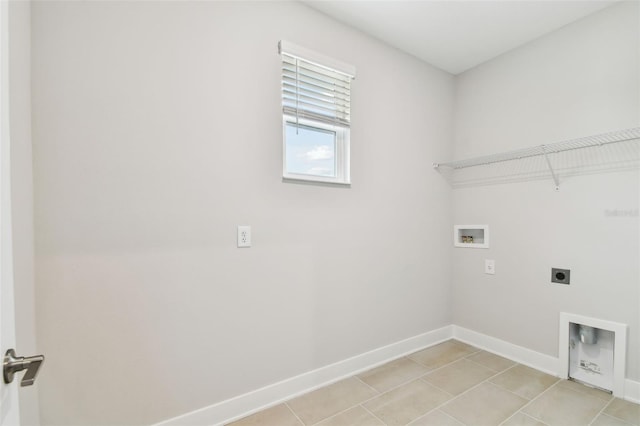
[303, 1, 619, 74]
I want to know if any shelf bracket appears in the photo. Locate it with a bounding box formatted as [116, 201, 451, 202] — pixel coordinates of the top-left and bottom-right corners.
[541, 145, 560, 190]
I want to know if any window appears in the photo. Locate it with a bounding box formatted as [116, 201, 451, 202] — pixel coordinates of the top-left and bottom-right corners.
[279, 41, 355, 184]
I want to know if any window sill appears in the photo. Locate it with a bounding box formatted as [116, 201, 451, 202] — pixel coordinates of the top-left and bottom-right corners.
[282, 176, 351, 188]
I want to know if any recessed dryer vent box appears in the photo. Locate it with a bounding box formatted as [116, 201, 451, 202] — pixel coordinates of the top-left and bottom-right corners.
[454, 225, 489, 249]
[559, 313, 628, 397]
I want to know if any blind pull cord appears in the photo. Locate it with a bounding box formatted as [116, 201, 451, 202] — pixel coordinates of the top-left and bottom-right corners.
[295, 58, 300, 134]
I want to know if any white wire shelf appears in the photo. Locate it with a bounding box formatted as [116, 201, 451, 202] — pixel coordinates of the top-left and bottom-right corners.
[434, 128, 640, 170]
[433, 127, 640, 189]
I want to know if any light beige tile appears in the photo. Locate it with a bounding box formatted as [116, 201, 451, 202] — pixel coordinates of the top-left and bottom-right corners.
[467, 350, 517, 372]
[604, 398, 640, 425]
[556, 380, 613, 402]
[423, 359, 496, 395]
[522, 382, 609, 426]
[490, 364, 558, 400]
[227, 404, 302, 426]
[450, 340, 478, 351]
[441, 382, 527, 425]
[315, 406, 385, 426]
[502, 412, 548, 426]
[409, 409, 464, 426]
[364, 379, 453, 426]
[286, 377, 378, 425]
[408, 340, 479, 371]
[358, 357, 429, 393]
[592, 414, 636, 426]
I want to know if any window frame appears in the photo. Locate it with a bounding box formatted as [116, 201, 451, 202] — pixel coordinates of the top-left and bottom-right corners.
[279, 41, 354, 186]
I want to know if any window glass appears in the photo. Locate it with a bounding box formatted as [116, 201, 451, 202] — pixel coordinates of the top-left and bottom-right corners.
[285, 122, 336, 178]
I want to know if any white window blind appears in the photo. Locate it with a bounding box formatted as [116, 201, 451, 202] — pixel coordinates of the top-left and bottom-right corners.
[279, 41, 355, 129]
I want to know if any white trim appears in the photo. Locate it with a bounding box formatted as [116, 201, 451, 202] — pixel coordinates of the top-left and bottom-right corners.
[278, 40, 356, 78]
[625, 378, 640, 404]
[154, 326, 452, 426]
[452, 326, 558, 375]
[558, 312, 627, 397]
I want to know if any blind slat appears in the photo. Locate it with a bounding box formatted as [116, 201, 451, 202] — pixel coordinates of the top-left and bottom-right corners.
[283, 100, 349, 119]
[282, 86, 350, 108]
[282, 71, 350, 96]
[282, 75, 350, 99]
[282, 55, 352, 81]
[280, 48, 353, 128]
[282, 63, 351, 91]
[279, 40, 356, 77]
[283, 108, 350, 128]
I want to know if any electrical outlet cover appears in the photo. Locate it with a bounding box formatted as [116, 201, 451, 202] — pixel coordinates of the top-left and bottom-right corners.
[485, 259, 495, 275]
[237, 225, 251, 248]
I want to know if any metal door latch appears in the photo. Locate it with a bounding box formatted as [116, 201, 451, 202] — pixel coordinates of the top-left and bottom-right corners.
[3, 349, 45, 386]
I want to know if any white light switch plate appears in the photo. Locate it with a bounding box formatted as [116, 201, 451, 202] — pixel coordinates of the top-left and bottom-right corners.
[485, 259, 495, 275]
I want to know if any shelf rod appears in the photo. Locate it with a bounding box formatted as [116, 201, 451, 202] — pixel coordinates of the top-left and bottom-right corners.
[542, 145, 560, 190]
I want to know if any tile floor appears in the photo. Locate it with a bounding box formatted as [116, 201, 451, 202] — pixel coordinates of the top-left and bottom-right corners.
[228, 340, 640, 426]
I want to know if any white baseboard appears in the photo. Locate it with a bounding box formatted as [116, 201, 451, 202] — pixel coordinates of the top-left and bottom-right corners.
[625, 378, 640, 404]
[155, 324, 640, 425]
[154, 325, 453, 426]
[452, 325, 559, 376]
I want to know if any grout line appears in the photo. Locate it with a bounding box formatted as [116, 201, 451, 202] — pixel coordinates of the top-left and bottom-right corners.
[251, 343, 636, 426]
[413, 353, 480, 377]
[303, 348, 475, 425]
[416, 376, 456, 398]
[462, 357, 506, 374]
[273, 337, 456, 423]
[298, 377, 382, 426]
[266, 350, 491, 426]
[433, 410, 466, 426]
[603, 406, 640, 425]
[498, 409, 537, 426]
[301, 375, 389, 426]
[355, 359, 462, 400]
[492, 369, 560, 401]
[357, 376, 444, 405]
[353, 374, 381, 394]
[350, 351, 523, 425]
[420, 359, 465, 377]
[460, 346, 484, 357]
[284, 402, 307, 426]
[299, 390, 387, 426]
[463, 351, 518, 373]
[298, 380, 404, 425]
[499, 379, 566, 425]
[588, 397, 617, 426]
[411, 363, 522, 425]
[591, 413, 636, 426]
[404, 406, 466, 426]
[359, 403, 387, 425]
[500, 411, 548, 426]
[305, 405, 352, 426]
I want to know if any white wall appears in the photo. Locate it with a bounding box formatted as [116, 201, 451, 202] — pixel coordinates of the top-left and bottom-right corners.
[31, 1, 454, 424]
[9, 1, 40, 424]
[453, 0, 639, 382]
